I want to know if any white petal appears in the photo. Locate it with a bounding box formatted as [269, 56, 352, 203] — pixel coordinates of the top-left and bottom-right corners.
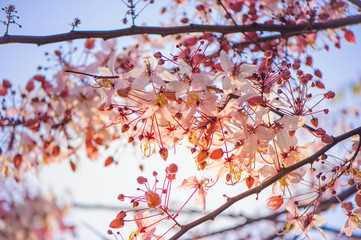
[279, 115, 307, 131]
[150, 74, 166, 87]
[141, 56, 154, 69]
[199, 92, 218, 116]
[234, 78, 256, 95]
[276, 130, 291, 152]
[157, 67, 178, 82]
[113, 78, 130, 90]
[220, 50, 234, 73]
[239, 63, 258, 77]
[178, 58, 192, 76]
[98, 67, 112, 76]
[132, 75, 149, 90]
[107, 55, 116, 74]
[140, 104, 158, 119]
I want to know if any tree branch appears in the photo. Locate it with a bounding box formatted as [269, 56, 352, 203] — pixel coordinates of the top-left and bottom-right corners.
[81, 221, 109, 240]
[170, 126, 361, 240]
[193, 186, 358, 239]
[1, 15, 361, 45]
[73, 203, 247, 218]
[347, 0, 361, 9]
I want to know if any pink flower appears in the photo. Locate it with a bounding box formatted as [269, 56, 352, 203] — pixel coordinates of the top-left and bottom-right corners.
[145, 190, 162, 209]
[339, 208, 361, 237]
[133, 210, 160, 240]
[275, 115, 307, 152]
[219, 50, 257, 96]
[178, 176, 208, 213]
[285, 200, 329, 239]
[127, 56, 175, 90]
[267, 195, 283, 211]
[97, 57, 130, 109]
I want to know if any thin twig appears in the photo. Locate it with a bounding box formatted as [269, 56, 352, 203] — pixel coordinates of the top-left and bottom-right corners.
[1, 15, 361, 45]
[81, 221, 110, 240]
[347, 0, 361, 9]
[64, 69, 119, 79]
[73, 203, 249, 218]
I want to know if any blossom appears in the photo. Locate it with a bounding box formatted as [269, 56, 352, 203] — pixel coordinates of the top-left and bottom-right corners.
[219, 50, 257, 96]
[206, 154, 243, 181]
[97, 57, 130, 109]
[275, 115, 307, 152]
[178, 176, 208, 213]
[127, 56, 175, 90]
[260, 161, 305, 189]
[267, 195, 283, 211]
[339, 208, 361, 237]
[145, 190, 162, 209]
[236, 124, 274, 163]
[285, 200, 329, 239]
[132, 210, 160, 240]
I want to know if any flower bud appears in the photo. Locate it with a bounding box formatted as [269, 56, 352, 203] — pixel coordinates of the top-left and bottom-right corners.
[121, 124, 130, 133]
[159, 148, 168, 161]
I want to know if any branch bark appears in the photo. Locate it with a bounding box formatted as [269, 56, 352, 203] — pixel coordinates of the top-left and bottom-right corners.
[347, 0, 361, 9]
[1, 15, 361, 46]
[170, 126, 361, 240]
[193, 186, 358, 239]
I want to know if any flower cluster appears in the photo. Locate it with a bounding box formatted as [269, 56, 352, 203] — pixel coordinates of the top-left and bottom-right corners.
[108, 163, 180, 239]
[0, 41, 124, 179]
[81, 41, 348, 239]
[0, 177, 74, 240]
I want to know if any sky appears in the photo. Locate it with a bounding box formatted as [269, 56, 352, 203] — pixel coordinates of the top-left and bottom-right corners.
[1, 0, 361, 239]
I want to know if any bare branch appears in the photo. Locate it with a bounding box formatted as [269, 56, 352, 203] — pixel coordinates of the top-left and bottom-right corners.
[169, 127, 361, 240]
[347, 0, 361, 9]
[73, 203, 121, 211]
[0, 15, 361, 45]
[194, 186, 358, 239]
[73, 203, 245, 218]
[81, 222, 109, 240]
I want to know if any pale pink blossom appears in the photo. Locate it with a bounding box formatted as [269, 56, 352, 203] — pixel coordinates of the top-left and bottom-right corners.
[275, 115, 307, 152]
[286, 200, 329, 239]
[339, 208, 361, 237]
[133, 210, 160, 240]
[178, 176, 208, 213]
[219, 50, 257, 96]
[127, 56, 175, 90]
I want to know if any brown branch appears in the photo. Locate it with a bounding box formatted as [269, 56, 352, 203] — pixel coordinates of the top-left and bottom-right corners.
[194, 186, 358, 239]
[238, 22, 360, 48]
[1, 15, 361, 45]
[73, 203, 245, 218]
[73, 203, 122, 211]
[64, 69, 119, 79]
[347, 0, 361, 9]
[169, 126, 361, 240]
[238, 31, 314, 48]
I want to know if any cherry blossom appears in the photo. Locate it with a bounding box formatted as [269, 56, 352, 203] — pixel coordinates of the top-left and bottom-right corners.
[219, 50, 257, 96]
[339, 208, 361, 237]
[285, 200, 329, 239]
[178, 176, 210, 213]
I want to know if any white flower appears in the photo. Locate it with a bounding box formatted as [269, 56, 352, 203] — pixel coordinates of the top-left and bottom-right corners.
[276, 115, 307, 152]
[127, 56, 176, 90]
[219, 50, 257, 96]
